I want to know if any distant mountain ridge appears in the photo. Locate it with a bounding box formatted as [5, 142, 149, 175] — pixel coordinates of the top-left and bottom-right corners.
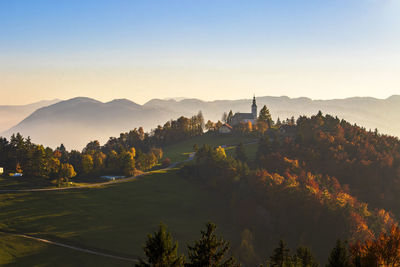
[2, 95, 400, 150]
[0, 99, 60, 133]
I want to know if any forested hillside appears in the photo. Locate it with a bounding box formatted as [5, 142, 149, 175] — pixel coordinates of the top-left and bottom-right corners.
[181, 112, 400, 264]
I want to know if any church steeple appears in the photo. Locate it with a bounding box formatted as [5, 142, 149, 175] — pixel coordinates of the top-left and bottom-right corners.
[252, 94, 257, 120]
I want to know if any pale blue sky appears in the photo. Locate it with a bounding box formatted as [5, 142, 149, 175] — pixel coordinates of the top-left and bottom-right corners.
[1, 0, 400, 104]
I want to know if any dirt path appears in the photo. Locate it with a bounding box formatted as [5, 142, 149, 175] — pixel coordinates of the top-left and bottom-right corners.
[0, 153, 196, 193]
[2, 231, 139, 263]
[0, 153, 199, 262]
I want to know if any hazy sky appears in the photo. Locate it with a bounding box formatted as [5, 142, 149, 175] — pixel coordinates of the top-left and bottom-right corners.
[1, 0, 400, 105]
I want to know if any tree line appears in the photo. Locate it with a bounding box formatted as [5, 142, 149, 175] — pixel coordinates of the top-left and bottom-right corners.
[137, 221, 400, 266]
[0, 113, 205, 184]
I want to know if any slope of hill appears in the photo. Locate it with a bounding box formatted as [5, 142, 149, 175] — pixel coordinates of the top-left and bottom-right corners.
[0, 99, 60, 133]
[2, 95, 400, 150]
[0, 170, 236, 266]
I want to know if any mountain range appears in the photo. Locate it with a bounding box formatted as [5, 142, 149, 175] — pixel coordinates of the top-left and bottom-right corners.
[1, 95, 400, 150]
[0, 99, 60, 133]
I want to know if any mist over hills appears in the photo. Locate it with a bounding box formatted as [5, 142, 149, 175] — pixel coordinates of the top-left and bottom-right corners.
[2, 95, 400, 150]
[0, 99, 60, 133]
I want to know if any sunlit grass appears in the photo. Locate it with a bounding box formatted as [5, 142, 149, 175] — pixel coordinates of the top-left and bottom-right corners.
[163, 132, 257, 162]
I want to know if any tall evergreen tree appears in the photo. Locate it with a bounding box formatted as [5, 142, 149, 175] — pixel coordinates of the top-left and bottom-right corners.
[295, 246, 319, 267]
[326, 240, 350, 267]
[136, 223, 184, 267]
[258, 105, 274, 127]
[186, 222, 239, 267]
[270, 240, 290, 267]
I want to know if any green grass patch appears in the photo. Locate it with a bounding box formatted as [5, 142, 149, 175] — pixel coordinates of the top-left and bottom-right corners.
[163, 132, 257, 162]
[0, 169, 238, 266]
[225, 142, 258, 162]
[0, 176, 54, 190]
[0, 232, 129, 267]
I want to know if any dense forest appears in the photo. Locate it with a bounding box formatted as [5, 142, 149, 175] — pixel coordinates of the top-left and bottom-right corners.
[180, 109, 400, 264]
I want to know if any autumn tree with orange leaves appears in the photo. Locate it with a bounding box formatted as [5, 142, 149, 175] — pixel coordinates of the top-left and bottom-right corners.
[351, 225, 400, 267]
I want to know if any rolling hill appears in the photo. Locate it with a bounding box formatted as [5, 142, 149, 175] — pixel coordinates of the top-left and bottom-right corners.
[0, 99, 60, 133]
[2, 95, 400, 150]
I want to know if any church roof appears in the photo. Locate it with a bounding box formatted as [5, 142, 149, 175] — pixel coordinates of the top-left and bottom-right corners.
[221, 123, 233, 129]
[232, 113, 254, 120]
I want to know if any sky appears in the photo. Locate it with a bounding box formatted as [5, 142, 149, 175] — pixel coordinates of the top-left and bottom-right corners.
[1, 0, 400, 105]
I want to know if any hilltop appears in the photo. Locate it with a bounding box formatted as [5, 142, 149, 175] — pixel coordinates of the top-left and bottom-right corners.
[0, 99, 60, 133]
[2, 95, 400, 150]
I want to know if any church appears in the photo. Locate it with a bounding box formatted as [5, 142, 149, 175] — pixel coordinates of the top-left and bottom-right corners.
[229, 95, 258, 126]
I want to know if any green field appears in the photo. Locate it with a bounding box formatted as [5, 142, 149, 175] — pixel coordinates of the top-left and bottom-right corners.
[0, 232, 126, 267]
[163, 132, 257, 162]
[0, 176, 54, 190]
[0, 133, 260, 266]
[0, 169, 239, 266]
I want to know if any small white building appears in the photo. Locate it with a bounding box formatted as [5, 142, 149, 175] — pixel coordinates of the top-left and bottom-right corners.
[219, 123, 233, 134]
[100, 175, 125, 180]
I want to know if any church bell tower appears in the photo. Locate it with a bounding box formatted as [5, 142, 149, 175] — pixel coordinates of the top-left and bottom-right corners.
[252, 95, 257, 120]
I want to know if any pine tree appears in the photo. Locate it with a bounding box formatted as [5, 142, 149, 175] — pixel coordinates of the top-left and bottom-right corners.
[136, 223, 185, 267]
[326, 240, 350, 267]
[270, 240, 290, 267]
[295, 246, 319, 267]
[259, 105, 274, 128]
[186, 222, 239, 267]
[235, 142, 247, 162]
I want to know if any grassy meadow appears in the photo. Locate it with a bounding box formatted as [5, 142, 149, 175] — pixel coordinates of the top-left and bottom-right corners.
[163, 132, 257, 162]
[0, 169, 239, 266]
[0, 133, 260, 266]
